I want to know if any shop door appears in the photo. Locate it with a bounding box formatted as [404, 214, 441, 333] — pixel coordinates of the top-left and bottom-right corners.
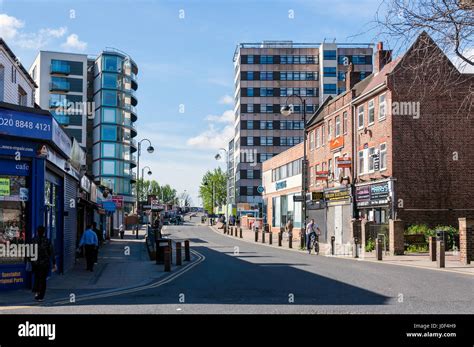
[44, 179, 63, 273]
[334, 205, 343, 244]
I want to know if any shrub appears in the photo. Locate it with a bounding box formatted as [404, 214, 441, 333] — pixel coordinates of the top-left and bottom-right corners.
[406, 244, 428, 253]
[366, 238, 375, 252]
[405, 224, 459, 250]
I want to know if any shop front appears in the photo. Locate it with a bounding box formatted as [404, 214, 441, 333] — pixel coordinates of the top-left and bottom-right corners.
[323, 186, 352, 245]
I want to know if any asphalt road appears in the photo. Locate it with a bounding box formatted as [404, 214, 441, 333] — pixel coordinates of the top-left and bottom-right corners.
[5, 216, 474, 314]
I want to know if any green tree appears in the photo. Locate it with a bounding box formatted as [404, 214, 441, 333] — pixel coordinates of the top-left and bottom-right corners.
[137, 180, 178, 204]
[199, 167, 227, 213]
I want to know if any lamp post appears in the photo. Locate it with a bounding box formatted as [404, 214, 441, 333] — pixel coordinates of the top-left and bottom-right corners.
[136, 139, 154, 239]
[281, 95, 308, 232]
[204, 180, 215, 223]
[215, 148, 229, 226]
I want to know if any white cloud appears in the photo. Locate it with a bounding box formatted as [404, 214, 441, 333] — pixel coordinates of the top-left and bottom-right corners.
[0, 13, 24, 40]
[204, 109, 234, 123]
[219, 94, 234, 105]
[61, 34, 87, 51]
[187, 123, 234, 150]
[450, 48, 474, 74]
[0, 13, 67, 50]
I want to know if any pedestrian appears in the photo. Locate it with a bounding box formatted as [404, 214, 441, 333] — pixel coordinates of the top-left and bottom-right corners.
[31, 226, 57, 302]
[306, 218, 321, 254]
[119, 224, 125, 239]
[92, 222, 103, 264]
[286, 218, 294, 240]
[79, 225, 99, 272]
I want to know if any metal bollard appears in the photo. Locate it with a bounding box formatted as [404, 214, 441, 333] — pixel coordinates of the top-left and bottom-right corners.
[269, 232, 273, 245]
[262, 230, 266, 243]
[376, 237, 383, 261]
[331, 236, 336, 255]
[255, 227, 259, 242]
[164, 245, 171, 272]
[184, 240, 190, 261]
[436, 240, 445, 268]
[300, 236, 305, 249]
[353, 237, 359, 258]
[289, 234, 293, 249]
[429, 236, 436, 261]
[278, 232, 282, 247]
[176, 242, 182, 266]
[239, 228, 243, 238]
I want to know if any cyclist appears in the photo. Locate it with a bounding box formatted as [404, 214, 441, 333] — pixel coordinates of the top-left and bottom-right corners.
[306, 219, 321, 254]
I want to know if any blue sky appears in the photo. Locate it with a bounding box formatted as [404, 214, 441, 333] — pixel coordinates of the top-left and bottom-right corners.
[1, 0, 385, 204]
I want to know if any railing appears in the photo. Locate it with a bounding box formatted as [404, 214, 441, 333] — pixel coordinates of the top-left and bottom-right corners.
[50, 64, 70, 75]
[49, 81, 70, 92]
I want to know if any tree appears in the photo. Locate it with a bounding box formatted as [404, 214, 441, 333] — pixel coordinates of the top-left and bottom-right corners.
[199, 167, 227, 213]
[136, 179, 178, 204]
[375, 0, 473, 68]
[179, 192, 192, 207]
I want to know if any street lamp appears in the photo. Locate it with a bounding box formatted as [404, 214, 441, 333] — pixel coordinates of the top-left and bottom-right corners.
[281, 94, 308, 233]
[215, 148, 229, 226]
[135, 138, 155, 239]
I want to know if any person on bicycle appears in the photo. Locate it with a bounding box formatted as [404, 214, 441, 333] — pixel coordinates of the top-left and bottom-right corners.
[306, 219, 321, 254]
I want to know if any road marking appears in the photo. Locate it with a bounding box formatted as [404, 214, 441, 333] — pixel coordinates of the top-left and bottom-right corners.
[0, 306, 33, 311]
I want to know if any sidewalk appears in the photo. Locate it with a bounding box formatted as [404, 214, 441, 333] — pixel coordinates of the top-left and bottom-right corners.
[0, 226, 170, 306]
[209, 223, 474, 276]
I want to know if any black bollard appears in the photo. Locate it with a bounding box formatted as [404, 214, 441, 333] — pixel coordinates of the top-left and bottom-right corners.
[239, 228, 243, 238]
[164, 246, 171, 272]
[269, 232, 273, 245]
[262, 230, 266, 243]
[255, 227, 259, 242]
[176, 242, 182, 266]
[184, 240, 190, 261]
[289, 234, 293, 249]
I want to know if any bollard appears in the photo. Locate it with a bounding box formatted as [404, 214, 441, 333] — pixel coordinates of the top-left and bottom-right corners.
[429, 236, 437, 261]
[164, 245, 171, 272]
[262, 230, 266, 244]
[376, 237, 383, 261]
[239, 228, 243, 238]
[300, 236, 305, 250]
[255, 227, 259, 242]
[289, 234, 293, 249]
[184, 240, 190, 261]
[223, 224, 227, 234]
[353, 237, 359, 258]
[176, 242, 182, 266]
[331, 236, 336, 255]
[269, 232, 273, 245]
[436, 240, 445, 268]
[278, 231, 282, 247]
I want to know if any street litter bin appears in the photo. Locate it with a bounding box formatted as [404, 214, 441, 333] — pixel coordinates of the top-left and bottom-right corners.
[156, 239, 172, 264]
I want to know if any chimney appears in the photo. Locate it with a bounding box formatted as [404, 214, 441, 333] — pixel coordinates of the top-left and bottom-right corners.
[374, 42, 392, 73]
[345, 63, 357, 91]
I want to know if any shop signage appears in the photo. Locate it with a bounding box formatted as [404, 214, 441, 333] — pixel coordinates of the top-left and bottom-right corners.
[51, 118, 72, 157]
[0, 109, 52, 140]
[151, 199, 160, 210]
[315, 171, 329, 180]
[373, 152, 380, 171]
[324, 187, 351, 205]
[19, 188, 29, 201]
[0, 267, 26, 289]
[275, 181, 286, 191]
[293, 195, 304, 202]
[102, 200, 116, 212]
[311, 191, 324, 201]
[329, 136, 344, 151]
[356, 181, 390, 207]
[337, 157, 351, 168]
[0, 178, 10, 196]
[80, 176, 91, 193]
[112, 195, 124, 209]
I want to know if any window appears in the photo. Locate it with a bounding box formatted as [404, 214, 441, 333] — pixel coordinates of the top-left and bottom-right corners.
[335, 116, 341, 137]
[358, 150, 365, 175]
[102, 90, 117, 106]
[260, 55, 274, 64]
[338, 87, 346, 94]
[368, 147, 375, 172]
[310, 167, 314, 186]
[358, 105, 365, 129]
[247, 104, 254, 113]
[260, 87, 273, 96]
[246, 187, 253, 196]
[338, 55, 348, 65]
[321, 123, 325, 144]
[103, 55, 120, 72]
[261, 137, 273, 146]
[368, 99, 375, 125]
[328, 120, 333, 140]
[260, 121, 272, 130]
[247, 55, 254, 64]
[324, 84, 337, 94]
[324, 67, 337, 77]
[247, 72, 254, 80]
[102, 160, 116, 175]
[103, 73, 118, 89]
[247, 120, 254, 130]
[328, 159, 332, 177]
[247, 170, 254, 179]
[323, 50, 337, 60]
[260, 72, 273, 80]
[379, 94, 387, 120]
[343, 112, 348, 134]
[102, 143, 116, 157]
[352, 55, 369, 64]
[18, 86, 27, 106]
[247, 87, 254, 97]
[380, 143, 387, 170]
[101, 125, 117, 141]
[310, 130, 315, 150]
[102, 108, 117, 123]
[262, 104, 273, 113]
[338, 71, 346, 81]
[316, 127, 321, 148]
[247, 137, 254, 146]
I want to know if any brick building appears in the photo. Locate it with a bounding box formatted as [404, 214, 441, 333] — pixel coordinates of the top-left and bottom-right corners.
[302, 32, 474, 251]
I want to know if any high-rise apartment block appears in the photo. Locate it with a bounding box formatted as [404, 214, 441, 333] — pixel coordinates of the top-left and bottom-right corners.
[230, 41, 374, 213]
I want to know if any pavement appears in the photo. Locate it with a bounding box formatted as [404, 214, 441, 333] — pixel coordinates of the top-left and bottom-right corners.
[1, 214, 472, 314]
[212, 223, 474, 276]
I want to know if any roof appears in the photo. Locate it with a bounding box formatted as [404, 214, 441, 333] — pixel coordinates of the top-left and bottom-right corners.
[358, 57, 402, 96]
[0, 38, 37, 87]
[0, 101, 50, 116]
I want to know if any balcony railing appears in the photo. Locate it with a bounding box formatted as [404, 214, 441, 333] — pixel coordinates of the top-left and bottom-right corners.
[50, 64, 70, 75]
[49, 81, 70, 92]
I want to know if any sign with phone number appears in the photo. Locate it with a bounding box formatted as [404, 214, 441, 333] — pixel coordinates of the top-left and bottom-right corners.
[0, 109, 52, 140]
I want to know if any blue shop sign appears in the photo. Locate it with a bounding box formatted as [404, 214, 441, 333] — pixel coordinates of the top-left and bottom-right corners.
[0, 265, 27, 290]
[0, 108, 52, 140]
[276, 180, 287, 191]
[102, 200, 116, 212]
[0, 159, 31, 176]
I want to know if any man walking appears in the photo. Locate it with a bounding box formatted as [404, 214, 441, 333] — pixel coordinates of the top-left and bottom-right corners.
[79, 225, 99, 272]
[31, 226, 57, 302]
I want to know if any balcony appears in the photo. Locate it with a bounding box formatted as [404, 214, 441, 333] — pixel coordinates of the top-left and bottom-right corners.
[130, 139, 137, 153]
[49, 80, 70, 92]
[50, 64, 70, 75]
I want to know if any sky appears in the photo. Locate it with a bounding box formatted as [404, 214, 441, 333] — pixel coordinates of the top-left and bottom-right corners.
[1, 0, 470, 206]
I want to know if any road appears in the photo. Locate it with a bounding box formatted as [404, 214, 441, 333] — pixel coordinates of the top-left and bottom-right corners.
[4, 216, 474, 314]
